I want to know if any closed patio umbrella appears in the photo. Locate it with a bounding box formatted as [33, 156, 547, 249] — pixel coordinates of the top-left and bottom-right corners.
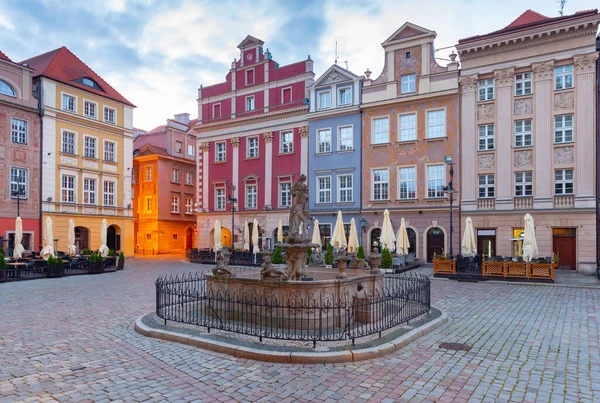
[396, 217, 410, 256]
[252, 219, 260, 254]
[379, 209, 396, 251]
[330, 211, 347, 250]
[311, 219, 321, 252]
[98, 219, 109, 257]
[243, 220, 249, 252]
[277, 220, 283, 243]
[213, 220, 222, 252]
[67, 218, 77, 256]
[522, 213, 538, 262]
[347, 218, 360, 253]
[461, 217, 477, 257]
[40, 216, 54, 261]
[13, 217, 25, 259]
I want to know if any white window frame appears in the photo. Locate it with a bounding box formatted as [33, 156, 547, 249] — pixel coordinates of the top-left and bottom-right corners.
[246, 184, 257, 209]
[61, 92, 77, 113]
[215, 141, 227, 162]
[62, 130, 77, 154]
[515, 73, 532, 96]
[103, 140, 116, 162]
[338, 125, 353, 151]
[401, 74, 416, 94]
[0, 80, 15, 97]
[11, 118, 27, 144]
[281, 87, 292, 104]
[372, 116, 389, 144]
[103, 180, 116, 207]
[398, 113, 417, 142]
[10, 167, 28, 200]
[554, 65, 573, 90]
[247, 136, 259, 158]
[478, 174, 495, 198]
[280, 131, 293, 154]
[515, 172, 533, 197]
[318, 90, 331, 110]
[83, 135, 97, 159]
[83, 177, 96, 205]
[371, 168, 389, 201]
[426, 109, 446, 139]
[245, 95, 255, 112]
[104, 106, 116, 124]
[398, 166, 416, 200]
[175, 141, 182, 154]
[317, 176, 332, 204]
[554, 169, 574, 195]
[185, 197, 193, 214]
[426, 164, 445, 198]
[478, 79, 494, 101]
[215, 187, 226, 211]
[279, 181, 292, 208]
[171, 195, 180, 213]
[337, 174, 353, 203]
[171, 168, 180, 183]
[145, 165, 153, 181]
[478, 124, 495, 151]
[83, 99, 98, 119]
[554, 115, 574, 144]
[245, 68, 255, 86]
[514, 120, 532, 148]
[185, 171, 193, 185]
[145, 196, 152, 213]
[61, 174, 76, 203]
[317, 128, 332, 154]
[187, 144, 194, 156]
[212, 103, 222, 118]
[338, 86, 352, 106]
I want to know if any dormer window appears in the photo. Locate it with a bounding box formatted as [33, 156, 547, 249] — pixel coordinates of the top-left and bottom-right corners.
[338, 87, 352, 106]
[74, 77, 102, 91]
[401, 74, 416, 94]
[318, 90, 331, 110]
[0, 80, 15, 97]
[82, 78, 94, 87]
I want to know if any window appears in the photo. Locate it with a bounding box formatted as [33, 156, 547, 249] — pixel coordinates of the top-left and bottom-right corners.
[338, 126, 353, 151]
[215, 187, 226, 210]
[317, 129, 331, 153]
[282, 88, 292, 104]
[478, 124, 494, 150]
[11, 118, 27, 144]
[372, 117, 389, 144]
[62, 94, 76, 112]
[103, 181, 115, 206]
[175, 141, 182, 153]
[145, 197, 152, 213]
[246, 69, 255, 85]
[145, 165, 153, 181]
[171, 168, 180, 183]
[318, 91, 331, 109]
[554, 115, 573, 143]
[401, 74, 416, 94]
[398, 114, 416, 141]
[10, 168, 27, 199]
[279, 182, 291, 207]
[62, 131, 76, 154]
[478, 174, 495, 198]
[555, 66, 573, 90]
[61, 175, 75, 203]
[515, 73, 532, 96]
[405, 51, 411, 59]
[372, 169, 389, 201]
[185, 171, 193, 185]
[187, 144, 194, 156]
[246, 96, 255, 111]
[427, 110, 445, 138]
[339, 87, 352, 105]
[280, 131, 293, 154]
[84, 136, 96, 158]
[555, 169, 574, 195]
[104, 107, 116, 123]
[246, 185, 257, 209]
[247, 137, 259, 158]
[514, 120, 532, 147]
[515, 172, 533, 197]
[82, 78, 95, 87]
[0, 80, 15, 97]
[83, 178, 96, 204]
[84, 101, 97, 118]
[338, 174, 353, 202]
[185, 198, 193, 213]
[171, 195, 180, 213]
[317, 176, 331, 204]
[104, 141, 115, 162]
[172, 233, 178, 241]
[478, 79, 494, 101]
[427, 165, 445, 198]
[398, 167, 416, 199]
[212, 103, 221, 118]
[215, 142, 226, 162]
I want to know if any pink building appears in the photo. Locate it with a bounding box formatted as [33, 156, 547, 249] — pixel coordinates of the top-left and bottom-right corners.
[193, 36, 314, 250]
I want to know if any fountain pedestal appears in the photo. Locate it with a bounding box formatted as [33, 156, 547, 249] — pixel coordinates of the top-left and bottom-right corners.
[280, 242, 317, 280]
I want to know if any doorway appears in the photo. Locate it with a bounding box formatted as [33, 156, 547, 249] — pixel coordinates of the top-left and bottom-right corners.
[427, 227, 444, 262]
[553, 228, 576, 270]
[477, 229, 496, 259]
[370, 228, 381, 253]
[185, 227, 194, 251]
[107, 225, 121, 252]
[75, 226, 89, 252]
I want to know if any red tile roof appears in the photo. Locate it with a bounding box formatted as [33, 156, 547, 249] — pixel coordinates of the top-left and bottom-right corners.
[0, 50, 12, 62]
[21, 46, 134, 106]
[504, 9, 549, 29]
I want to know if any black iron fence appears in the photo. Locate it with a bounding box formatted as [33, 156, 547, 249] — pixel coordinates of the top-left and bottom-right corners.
[155, 273, 431, 346]
[2, 258, 118, 282]
[188, 249, 263, 266]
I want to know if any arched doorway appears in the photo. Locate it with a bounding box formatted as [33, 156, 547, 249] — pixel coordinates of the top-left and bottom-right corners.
[107, 224, 121, 252]
[427, 227, 444, 262]
[370, 228, 382, 253]
[272, 225, 289, 245]
[209, 227, 232, 249]
[185, 227, 194, 251]
[75, 227, 89, 252]
[407, 228, 417, 255]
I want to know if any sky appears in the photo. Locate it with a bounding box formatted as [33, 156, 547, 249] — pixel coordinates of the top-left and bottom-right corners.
[1, 0, 598, 131]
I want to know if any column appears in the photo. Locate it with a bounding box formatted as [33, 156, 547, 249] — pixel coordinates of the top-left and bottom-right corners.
[299, 126, 309, 177]
[200, 142, 210, 210]
[532, 61, 554, 209]
[494, 67, 514, 210]
[231, 137, 240, 200]
[263, 132, 273, 208]
[459, 75, 478, 211]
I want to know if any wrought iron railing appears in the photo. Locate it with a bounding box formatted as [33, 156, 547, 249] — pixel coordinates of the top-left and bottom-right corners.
[155, 273, 431, 346]
[188, 249, 263, 266]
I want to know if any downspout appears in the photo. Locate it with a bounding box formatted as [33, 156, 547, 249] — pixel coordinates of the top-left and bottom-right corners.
[36, 78, 44, 252]
[457, 78, 462, 258]
[595, 37, 600, 273]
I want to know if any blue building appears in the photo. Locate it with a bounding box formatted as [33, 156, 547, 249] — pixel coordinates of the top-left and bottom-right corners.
[307, 65, 362, 247]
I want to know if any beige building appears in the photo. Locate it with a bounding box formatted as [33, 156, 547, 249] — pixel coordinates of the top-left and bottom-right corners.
[457, 10, 599, 274]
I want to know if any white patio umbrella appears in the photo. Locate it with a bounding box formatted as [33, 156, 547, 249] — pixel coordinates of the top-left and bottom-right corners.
[311, 219, 322, 251]
[40, 216, 54, 261]
[13, 217, 25, 259]
[396, 217, 410, 256]
[213, 220, 222, 252]
[243, 220, 250, 252]
[461, 217, 477, 257]
[67, 218, 77, 256]
[98, 219, 109, 257]
[522, 213, 538, 262]
[252, 219, 260, 254]
[277, 219, 283, 243]
[347, 218, 360, 253]
[330, 210, 347, 250]
[379, 209, 396, 251]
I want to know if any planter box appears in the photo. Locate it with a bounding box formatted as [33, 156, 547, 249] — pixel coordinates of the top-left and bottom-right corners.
[47, 264, 65, 278]
[118, 258, 124, 270]
[433, 259, 456, 274]
[0, 267, 6, 283]
[89, 261, 105, 274]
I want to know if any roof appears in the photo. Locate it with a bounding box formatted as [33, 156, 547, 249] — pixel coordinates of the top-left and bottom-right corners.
[237, 35, 264, 49]
[145, 124, 167, 134]
[0, 50, 11, 62]
[135, 144, 170, 157]
[21, 46, 135, 106]
[459, 9, 599, 44]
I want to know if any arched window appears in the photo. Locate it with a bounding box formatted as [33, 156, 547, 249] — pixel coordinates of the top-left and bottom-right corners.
[407, 228, 417, 255]
[0, 80, 15, 97]
[370, 228, 382, 253]
[82, 77, 95, 87]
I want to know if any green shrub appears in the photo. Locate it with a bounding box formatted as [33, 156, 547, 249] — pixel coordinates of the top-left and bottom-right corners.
[357, 246, 366, 260]
[82, 248, 92, 255]
[47, 255, 62, 266]
[324, 244, 334, 266]
[272, 247, 284, 264]
[119, 252, 125, 261]
[89, 253, 103, 263]
[381, 248, 392, 268]
[0, 247, 4, 256]
[0, 252, 6, 269]
[108, 249, 116, 256]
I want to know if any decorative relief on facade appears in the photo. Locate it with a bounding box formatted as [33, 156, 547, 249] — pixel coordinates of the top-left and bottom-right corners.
[554, 146, 574, 165]
[532, 61, 554, 81]
[0, 145, 5, 159]
[230, 137, 240, 147]
[574, 53, 598, 74]
[514, 98, 533, 116]
[103, 164, 117, 172]
[13, 149, 27, 162]
[514, 150, 533, 168]
[60, 155, 77, 165]
[201, 142, 210, 152]
[478, 154, 495, 170]
[477, 104, 495, 121]
[554, 92, 574, 111]
[493, 67, 514, 87]
[298, 126, 309, 138]
[83, 160, 98, 169]
[263, 131, 273, 143]
[62, 205, 76, 213]
[84, 207, 98, 215]
[326, 70, 340, 83]
[103, 208, 116, 215]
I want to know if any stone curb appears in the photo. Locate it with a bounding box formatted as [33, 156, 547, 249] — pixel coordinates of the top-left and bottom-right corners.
[431, 276, 600, 290]
[134, 308, 448, 364]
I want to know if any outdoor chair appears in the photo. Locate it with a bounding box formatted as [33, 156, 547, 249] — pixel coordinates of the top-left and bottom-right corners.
[406, 253, 415, 264]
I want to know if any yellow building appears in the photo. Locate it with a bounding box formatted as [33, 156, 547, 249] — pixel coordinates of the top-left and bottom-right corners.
[23, 47, 135, 255]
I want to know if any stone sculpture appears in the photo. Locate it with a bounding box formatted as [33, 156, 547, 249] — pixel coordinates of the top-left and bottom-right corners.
[369, 247, 381, 271]
[212, 250, 233, 279]
[260, 251, 287, 281]
[287, 174, 310, 244]
[308, 251, 324, 266]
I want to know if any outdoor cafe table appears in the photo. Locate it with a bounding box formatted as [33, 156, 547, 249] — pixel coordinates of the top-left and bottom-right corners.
[6, 262, 27, 278]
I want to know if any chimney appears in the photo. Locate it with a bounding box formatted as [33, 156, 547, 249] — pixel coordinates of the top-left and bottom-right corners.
[173, 113, 190, 125]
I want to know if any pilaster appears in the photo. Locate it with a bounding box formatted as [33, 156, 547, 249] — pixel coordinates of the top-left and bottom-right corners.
[459, 75, 478, 212]
[299, 126, 309, 177]
[231, 137, 240, 200]
[263, 132, 273, 208]
[494, 67, 514, 210]
[201, 142, 210, 210]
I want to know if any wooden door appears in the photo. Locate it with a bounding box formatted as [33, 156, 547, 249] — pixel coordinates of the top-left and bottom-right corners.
[427, 228, 445, 262]
[477, 236, 496, 259]
[186, 228, 193, 251]
[553, 236, 576, 270]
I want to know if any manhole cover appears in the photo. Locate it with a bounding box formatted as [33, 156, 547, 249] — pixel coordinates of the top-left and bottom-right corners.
[439, 342, 471, 351]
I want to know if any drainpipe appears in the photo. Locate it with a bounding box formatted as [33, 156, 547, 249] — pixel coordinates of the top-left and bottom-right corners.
[595, 38, 600, 273]
[37, 78, 44, 252]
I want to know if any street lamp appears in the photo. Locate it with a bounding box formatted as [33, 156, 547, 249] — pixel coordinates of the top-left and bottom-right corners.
[443, 163, 457, 258]
[360, 218, 368, 233]
[12, 173, 26, 217]
[226, 181, 237, 249]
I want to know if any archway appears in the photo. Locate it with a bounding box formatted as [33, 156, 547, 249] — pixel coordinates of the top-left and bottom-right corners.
[426, 227, 444, 262]
[370, 228, 382, 253]
[406, 228, 417, 256]
[75, 226, 90, 252]
[209, 227, 232, 249]
[272, 225, 289, 245]
[107, 224, 121, 252]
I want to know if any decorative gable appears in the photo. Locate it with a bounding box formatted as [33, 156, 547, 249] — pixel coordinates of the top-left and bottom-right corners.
[312, 65, 358, 88]
[237, 35, 264, 49]
[384, 22, 435, 44]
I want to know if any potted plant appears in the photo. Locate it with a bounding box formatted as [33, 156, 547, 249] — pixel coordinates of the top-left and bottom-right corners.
[324, 244, 334, 268]
[0, 252, 6, 283]
[47, 255, 65, 278]
[118, 252, 125, 270]
[89, 253, 105, 274]
[81, 248, 92, 257]
[381, 247, 392, 269]
[107, 249, 117, 267]
[271, 247, 284, 265]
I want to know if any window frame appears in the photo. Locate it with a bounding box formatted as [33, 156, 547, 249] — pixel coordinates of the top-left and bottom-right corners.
[212, 103, 222, 118]
[83, 135, 97, 159]
[478, 174, 495, 199]
[371, 116, 390, 144]
[171, 168, 180, 183]
[279, 181, 292, 208]
[371, 168, 389, 201]
[514, 72, 532, 96]
[398, 112, 417, 142]
[338, 86, 352, 106]
[171, 195, 180, 213]
[281, 87, 292, 104]
[280, 131, 294, 154]
[61, 130, 77, 155]
[554, 65, 573, 90]
[478, 79, 494, 101]
[317, 90, 331, 110]
[61, 174, 76, 203]
[245, 68, 255, 86]
[554, 115, 574, 144]
[426, 109, 446, 139]
[83, 177, 96, 205]
[246, 136, 259, 158]
[514, 120, 532, 148]
[317, 128, 332, 154]
[398, 166, 417, 200]
[0, 80, 15, 97]
[245, 95, 255, 112]
[338, 125, 353, 151]
[215, 141, 227, 162]
[103, 106, 116, 124]
[478, 124, 495, 151]
[337, 174, 353, 203]
[185, 197, 193, 214]
[145, 196, 152, 213]
[61, 92, 77, 113]
[554, 169, 574, 195]
[11, 118, 27, 144]
[103, 140, 116, 162]
[187, 144, 194, 156]
[185, 171, 193, 185]
[10, 167, 28, 200]
[83, 99, 98, 119]
[245, 184, 257, 209]
[316, 175, 332, 204]
[515, 171, 533, 197]
[401, 74, 416, 94]
[145, 165, 153, 181]
[103, 180, 116, 207]
[426, 164, 445, 198]
[215, 186, 226, 211]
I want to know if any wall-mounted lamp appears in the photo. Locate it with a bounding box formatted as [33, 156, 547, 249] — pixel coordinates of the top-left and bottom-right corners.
[360, 218, 368, 233]
[47, 197, 52, 202]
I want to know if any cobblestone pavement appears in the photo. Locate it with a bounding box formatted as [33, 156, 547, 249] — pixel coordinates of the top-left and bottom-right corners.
[1, 257, 599, 403]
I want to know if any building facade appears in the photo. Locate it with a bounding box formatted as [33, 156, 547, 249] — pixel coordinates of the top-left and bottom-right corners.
[307, 64, 362, 247]
[361, 23, 460, 261]
[457, 9, 600, 274]
[0, 51, 41, 252]
[23, 47, 136, 255]
[193, 36, 314, 251]
[133, 115, 197, 254]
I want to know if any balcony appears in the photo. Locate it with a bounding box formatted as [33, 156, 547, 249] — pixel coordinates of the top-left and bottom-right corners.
[514, 197, 533, 210]
[554, 195, 574, 208]
[477, 198, 495, 210]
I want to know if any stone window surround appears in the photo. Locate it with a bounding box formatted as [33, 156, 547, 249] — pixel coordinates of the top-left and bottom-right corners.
[316, 175, 332, 204]
[371, 115, 390, 145]
[316, 127, 332, 154]
[397, 165, 417, 200]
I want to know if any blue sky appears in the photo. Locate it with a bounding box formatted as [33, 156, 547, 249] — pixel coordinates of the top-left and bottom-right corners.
[1, 0, 598, 130]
